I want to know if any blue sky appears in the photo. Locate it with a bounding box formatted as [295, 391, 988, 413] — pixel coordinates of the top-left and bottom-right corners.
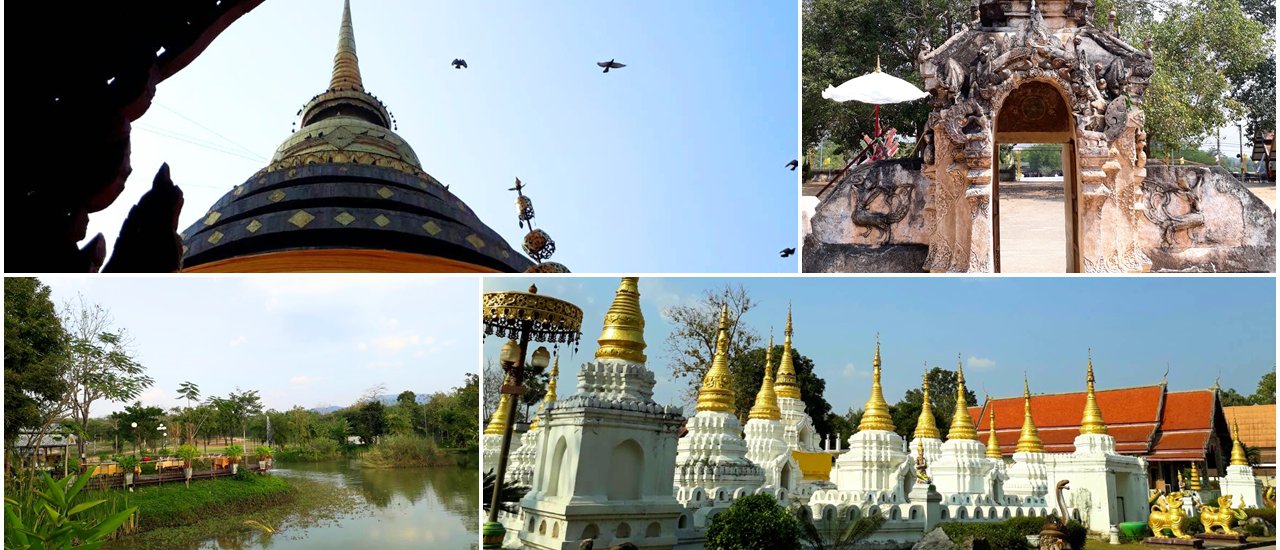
[40, 276, 478, 416]
[483, 277, 1277, 415]
[81, 0, 800, 273]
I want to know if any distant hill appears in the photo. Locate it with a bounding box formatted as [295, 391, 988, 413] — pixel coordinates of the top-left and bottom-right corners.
[309, 393, 426, 414]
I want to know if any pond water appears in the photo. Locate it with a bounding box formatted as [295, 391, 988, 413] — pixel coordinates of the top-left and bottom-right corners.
[110, 459, 479, 549]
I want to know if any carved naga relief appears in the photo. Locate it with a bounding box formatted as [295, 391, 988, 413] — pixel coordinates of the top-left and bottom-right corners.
[1143, 169, 1205, 246]
[916, 0, 1154, 272]
[851, 173, 914, 244]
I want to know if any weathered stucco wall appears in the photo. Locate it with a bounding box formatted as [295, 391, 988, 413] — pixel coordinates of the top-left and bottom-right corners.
[1139, 165, 1276, 272]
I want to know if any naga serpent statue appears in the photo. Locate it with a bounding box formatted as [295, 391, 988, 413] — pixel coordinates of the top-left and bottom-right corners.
[1199, 495, 1246, 535]
[1149, 491, 1193, 539]
[1040, 480, 1071, 550]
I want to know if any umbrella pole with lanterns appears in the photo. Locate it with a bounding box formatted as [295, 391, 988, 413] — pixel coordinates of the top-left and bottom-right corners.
[481, 285, 583, 549]
[820, 56, 928, 163]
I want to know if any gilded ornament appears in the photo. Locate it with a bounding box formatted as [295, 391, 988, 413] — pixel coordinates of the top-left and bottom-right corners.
[986, 405, 1001, 458]
[1080, 350, 1108, 435]
[947, 355, 978, 440]
[523, 229, 556, 262]
[775, 305, 801, 400]
[857, 335, 896, 432]
[915, 368, 942, 439]
[696, 304, 736, 413]
[1016, 375, 1044, 452]
[1149, 492, 1193, 539]
[481, 285, 583, 348]
[1198, 495, 1246, 535]
[749, 334, 782, 420]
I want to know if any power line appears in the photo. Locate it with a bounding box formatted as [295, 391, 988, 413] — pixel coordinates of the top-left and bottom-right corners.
[134, 124, 266, 164]
[153, 102, 267, 161]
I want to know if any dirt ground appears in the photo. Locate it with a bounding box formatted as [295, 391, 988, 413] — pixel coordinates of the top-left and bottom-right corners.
[802, 177, 1276, 274]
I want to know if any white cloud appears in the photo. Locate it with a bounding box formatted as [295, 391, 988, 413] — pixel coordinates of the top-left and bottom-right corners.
[357, 342, 368, 350]
[366, 360, 404, 370]
[967, 356, 996, 369]
[842, 362, 871, 378]
[229, 335, 247, 347]
[290, 375, 318, 386]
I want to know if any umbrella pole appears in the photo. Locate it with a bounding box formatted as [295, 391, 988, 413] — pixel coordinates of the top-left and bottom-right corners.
[874, 104, 881, 139]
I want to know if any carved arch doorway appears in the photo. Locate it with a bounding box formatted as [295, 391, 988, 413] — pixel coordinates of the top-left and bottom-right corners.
[992, 81, 1082, 273]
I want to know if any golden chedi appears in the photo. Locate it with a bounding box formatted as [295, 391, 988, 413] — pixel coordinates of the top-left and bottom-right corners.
[595, 277, 647, 364]
[857, 336, 895, 432]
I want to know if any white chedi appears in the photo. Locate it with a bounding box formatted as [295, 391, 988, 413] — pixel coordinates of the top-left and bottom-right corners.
[743, 336, 802, 493]
[674, 305, 765, 514]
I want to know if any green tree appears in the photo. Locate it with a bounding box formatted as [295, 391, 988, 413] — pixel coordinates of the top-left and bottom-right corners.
[706, 494, 803, 550]
[802, 0, 968, 153]
[110, 402, 165, 452]
[3, 278, 69, 450]
[1119, 0, 1268, 150]
[662, 285, 761, 406]
[893, 366, 978, 440]
[1251, 372, 1276, 405]
[1219, 387, 1252, 406]
[349, 400, 388, 446]
[728, 345, 835, 439]
[61, 296, 152, 458]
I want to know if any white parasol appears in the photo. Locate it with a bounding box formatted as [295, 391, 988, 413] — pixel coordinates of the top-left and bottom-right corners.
[820, 58, 928, 104]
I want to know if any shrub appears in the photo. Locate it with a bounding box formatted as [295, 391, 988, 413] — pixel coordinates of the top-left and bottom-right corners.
[1063, 520, 1087, 550]
[117, 454, 140, 473]
[255, 446, 273, 460]
[1004, 515, 1047, 536]
[706, 494, 803, 550]
[362, 435, 450, 468]
[176, 444, 198, 467]
[1244, 507, 1276, 523]
[225, 444, 243, 463]
[1241, 522, 1266, 537]
[939, 521, 1028, 550]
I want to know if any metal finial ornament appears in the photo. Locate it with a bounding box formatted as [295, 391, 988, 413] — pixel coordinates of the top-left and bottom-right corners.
[510, 178, 535, 229]
[523, 229, 557, 262]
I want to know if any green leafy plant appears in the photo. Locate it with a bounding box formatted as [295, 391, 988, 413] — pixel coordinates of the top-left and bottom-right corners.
[255, 446, 273, 460]
[706, 493, 803, 550]
[225, 444, 243, 464]
[116, 454, 140, 474]
[176, 444, 198, 467]
[3, 470, 138, 549]
[156, 446, 171, 458]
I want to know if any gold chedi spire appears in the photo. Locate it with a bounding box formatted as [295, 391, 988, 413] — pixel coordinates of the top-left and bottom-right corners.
[330, 0, 365, 91]
[1230, 419, 1249, 466]
[595, 277, 647, 363]
[485, 375, 514, 436]
[986, 405, 1002, 458]
[775, 304, 801, 400]
[529, 355, 559, 431]
[857, 335, 896, 432]
[1016, 375, 1045, 453]
[914, 368, 942, 439]
[947, 355, 978, 440]
[696, 304, 736, 413]
[749, 334, 782, 420]
[1080, 350, 1108, 435]
[1189, 461, 1202, 490]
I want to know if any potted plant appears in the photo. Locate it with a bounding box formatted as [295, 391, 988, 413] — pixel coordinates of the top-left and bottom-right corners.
[177, 444, 198, 487]
[255, 446, 273, 471]
[118, 454, 140, 491]
[226, 444, 243, 475]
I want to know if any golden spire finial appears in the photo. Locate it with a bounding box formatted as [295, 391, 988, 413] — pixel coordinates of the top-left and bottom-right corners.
[484, 374, 514, 435]
[857, 334, 896, 432]
[1189, 461, 1202, 490]
[1230, 419, 1249, 466]
[1016, 374, 1045, 452]
[595, 277, 647, 363]
[696, 304, 736, 413]
[330, 0, 365, 91]
[915, 366, 941, 439]
[775, 304, 801, 400]
[1080, 349, 1108, 435]
[947, 354, 978, 440]
[986, 403, 1002, 458]
[529, 355, 559, 431]
[749, 333, 782, 420]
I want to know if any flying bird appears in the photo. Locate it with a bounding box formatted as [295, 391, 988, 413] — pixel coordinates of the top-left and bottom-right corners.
[597, 59, 626, 73]
[780, 248, 796, 258]
[786, 159, 799, 171]
[451, 59, 468, 69]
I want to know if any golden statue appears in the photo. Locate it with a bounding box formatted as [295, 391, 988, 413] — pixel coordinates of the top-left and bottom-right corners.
[1198, 495, 1246, 535]
[914, 441, 931, 484]
[1149, 491, 1193, 539]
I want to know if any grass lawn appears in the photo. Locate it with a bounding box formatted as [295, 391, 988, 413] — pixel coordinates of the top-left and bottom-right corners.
[128, 472, 293, 531]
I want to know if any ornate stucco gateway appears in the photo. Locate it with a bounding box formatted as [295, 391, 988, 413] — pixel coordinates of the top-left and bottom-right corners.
[807, 0, 1276, 273]
[918, 0, 1153, 272]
